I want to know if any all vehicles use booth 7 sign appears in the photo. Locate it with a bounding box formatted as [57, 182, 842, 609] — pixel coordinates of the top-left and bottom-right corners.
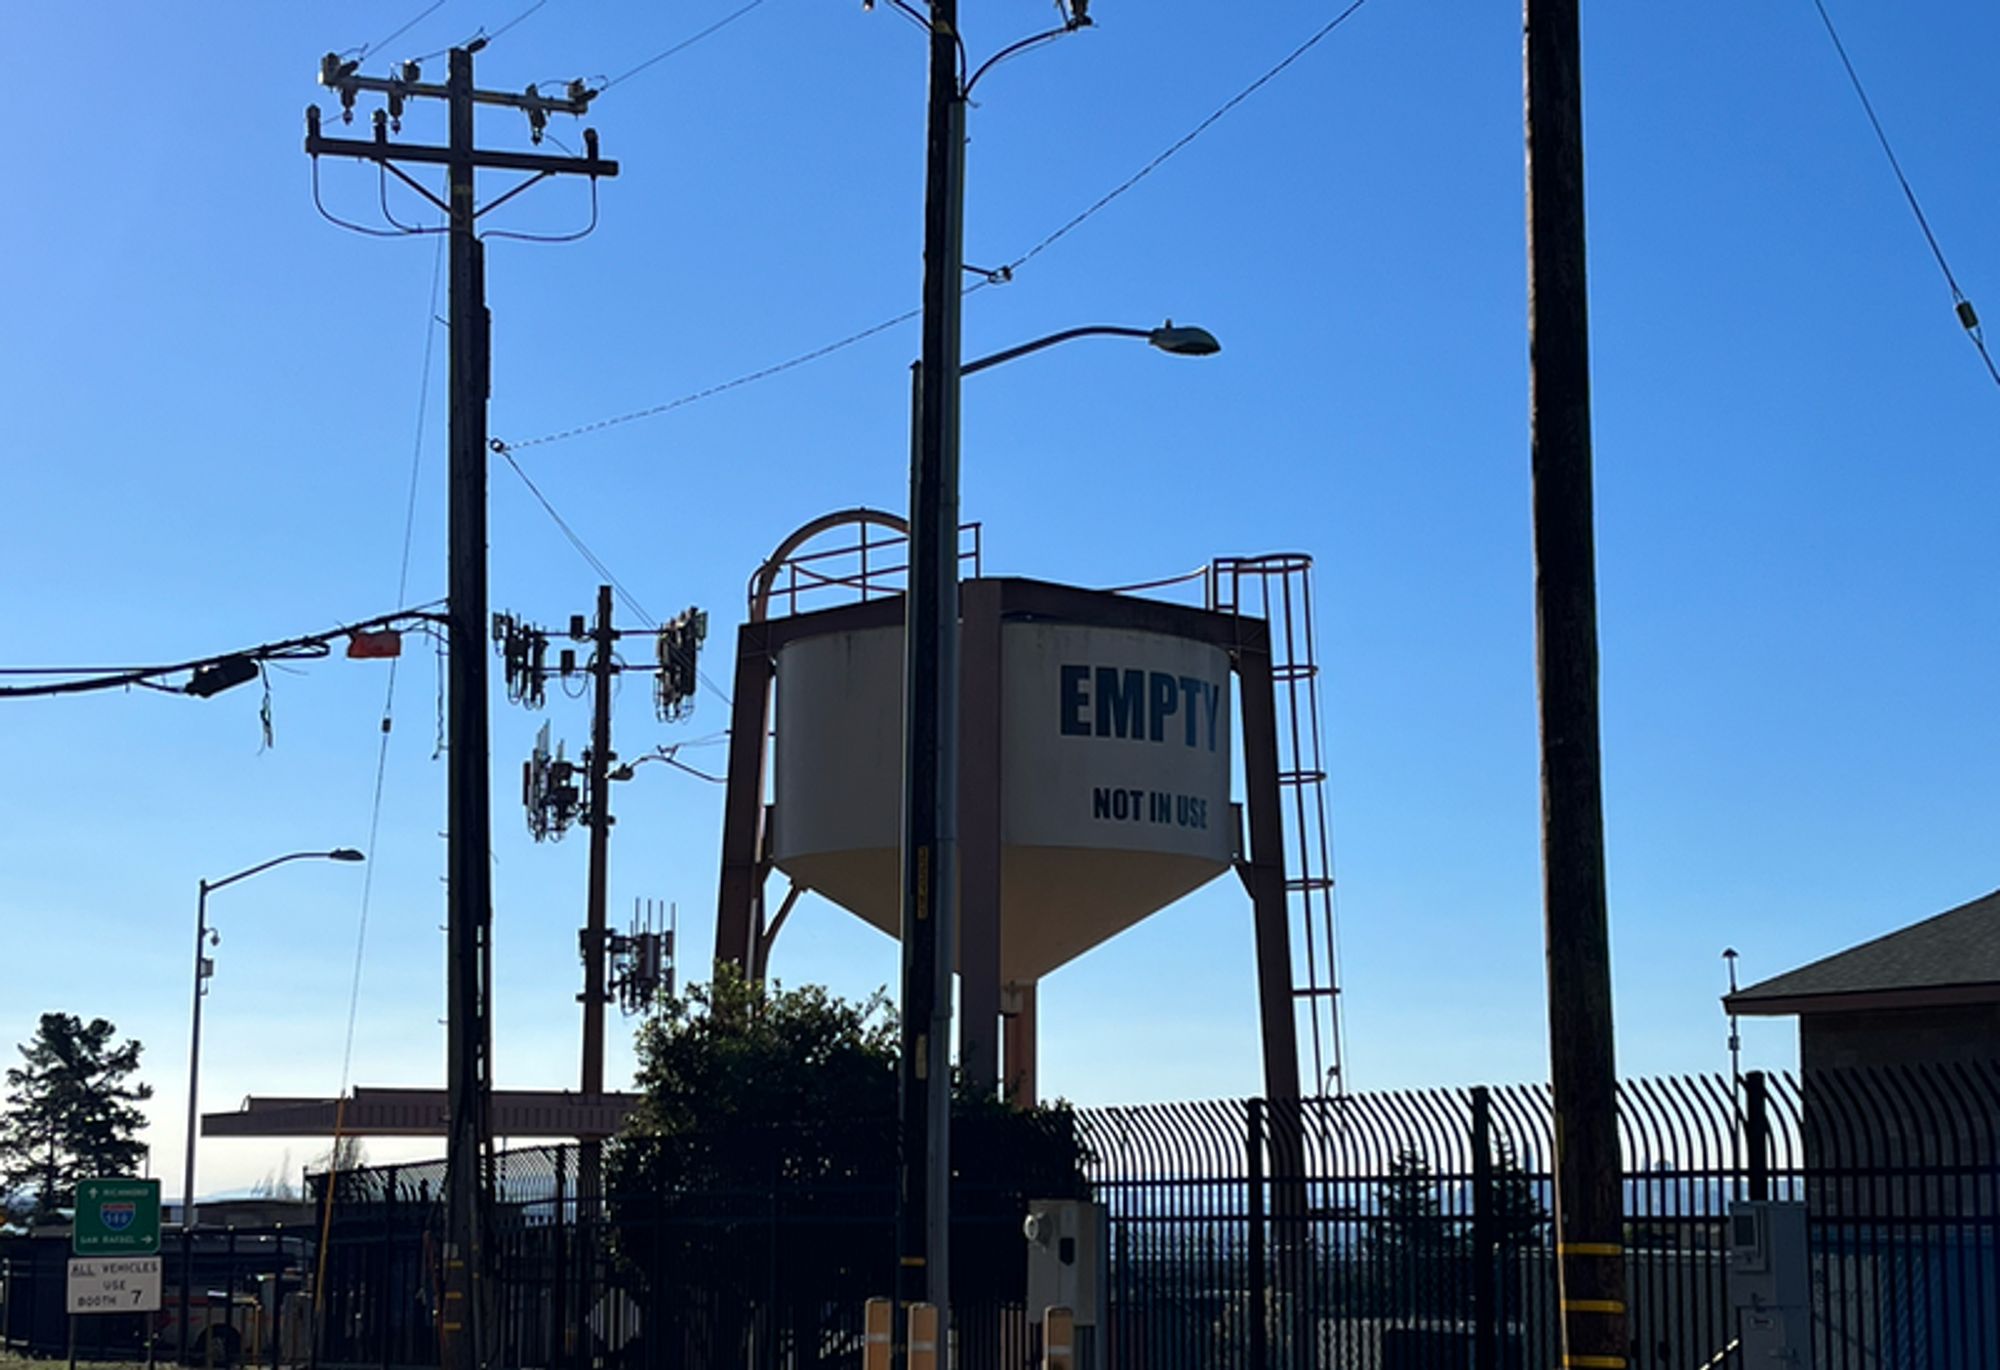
[67, 1256, 163, 1314]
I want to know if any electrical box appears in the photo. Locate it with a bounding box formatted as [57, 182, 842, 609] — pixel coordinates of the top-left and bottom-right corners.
[1025, 1199, 1106, 1367]
[1726, 1200, 1810, 1365]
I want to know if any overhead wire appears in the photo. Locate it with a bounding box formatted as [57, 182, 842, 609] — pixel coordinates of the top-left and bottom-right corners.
[496, 446, 653, 622]
[346, 0, 450, 62]
[380, 165, 450, 236]
[491, 1, 1378, 453]
[338, 226, 446, 1111]
[479, 178, 602, 245]
[409, 0, 550, 64]
[484, 0, 547, 46]
[0, 606, 446, 699]
[495, 448, 735, 708]
[316, 157, 433, 240]
[1807, 0, 1999, 390]
[312, 225, 447, 1327]
[493, 307, 922, 451]
[999, 0, 1373, 279]
[597, 0, 773, 94]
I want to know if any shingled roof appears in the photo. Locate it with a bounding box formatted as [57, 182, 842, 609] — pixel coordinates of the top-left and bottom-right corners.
[1725, 888, 2000, 1017]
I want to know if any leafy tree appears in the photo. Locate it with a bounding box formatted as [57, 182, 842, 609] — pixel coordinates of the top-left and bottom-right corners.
[0, 1013, 153, 1219]
[607, 969, 1087, 1367]
[610, 967, 901, 1197]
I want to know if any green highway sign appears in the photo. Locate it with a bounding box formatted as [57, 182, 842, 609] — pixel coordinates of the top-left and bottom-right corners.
[73, 1178, 161, 1255]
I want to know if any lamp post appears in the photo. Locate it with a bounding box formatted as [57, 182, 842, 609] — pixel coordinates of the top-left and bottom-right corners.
[895, 318, 1219, 1334]
[178, 847, 362, 1364]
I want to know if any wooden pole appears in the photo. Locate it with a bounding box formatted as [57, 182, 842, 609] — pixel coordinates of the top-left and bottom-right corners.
[1525, 1, 1629, 1366]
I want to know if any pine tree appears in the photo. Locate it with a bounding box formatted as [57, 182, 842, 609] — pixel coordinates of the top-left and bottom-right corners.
[0, 1013, 153, 1218]
[1366, 1149, 1456, 1317]
[1490, 1138, 1550, 1250]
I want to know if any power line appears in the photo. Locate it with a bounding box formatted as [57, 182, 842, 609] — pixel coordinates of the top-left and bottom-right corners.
[348, 0, 450, 61]
[338, 227, 449, 1107]
[496, 446, 653, 621]
[598, 0, 774, 94]
[0, 606, 447, 700]
[1809, 0, 2000, 390]
[493, 306, 921, 452]
[495, 447, 735, 707]
[408, 0, 549, 65]
[1002, 0, 1374, 278]
[490, 2, 1378, 453]
[485, 0, 547, 46]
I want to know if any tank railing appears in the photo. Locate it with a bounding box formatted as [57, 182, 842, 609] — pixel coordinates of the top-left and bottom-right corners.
[1093, 565, 1212, 602]
[753, 520, 982, 620]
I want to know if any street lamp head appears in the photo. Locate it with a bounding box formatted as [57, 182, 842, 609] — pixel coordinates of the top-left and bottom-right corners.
[1147, 322, 1221, 357]
[328, 848, 367, 863]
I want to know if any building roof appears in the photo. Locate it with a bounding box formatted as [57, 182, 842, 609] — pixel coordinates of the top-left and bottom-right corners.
[202, 1087, 639, 1139]
[1726, 888, 2000, 1017]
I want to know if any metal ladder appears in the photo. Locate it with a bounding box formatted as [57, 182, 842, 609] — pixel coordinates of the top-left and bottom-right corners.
[1210, 554, 1345, 1096]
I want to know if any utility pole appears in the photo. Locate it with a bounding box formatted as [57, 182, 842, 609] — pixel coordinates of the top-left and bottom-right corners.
[898, 0, 966, 1349]
[1524, 3, 1629, 1369]
[500, 593, 705, 1086]
[306, 44, 617, 1370]
[582, 584, 617, 1100]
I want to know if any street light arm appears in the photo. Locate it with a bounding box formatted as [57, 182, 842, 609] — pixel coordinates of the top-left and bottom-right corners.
[203, 848, 364, 894]
[960, 322, 1220, 378]
[961, 325, 1153, 378]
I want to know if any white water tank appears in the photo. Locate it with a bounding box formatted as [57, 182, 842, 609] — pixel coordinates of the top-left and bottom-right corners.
[771, 617, 1233, 981]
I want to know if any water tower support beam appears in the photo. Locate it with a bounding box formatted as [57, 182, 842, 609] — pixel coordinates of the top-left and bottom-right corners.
[957, 580, 1006, 1094]
[1002, 982, 1038, 1107]
[716, 622, 776, 974]
[1236, 635, 1316, 1360]
[1235, 637, 1304, 1105]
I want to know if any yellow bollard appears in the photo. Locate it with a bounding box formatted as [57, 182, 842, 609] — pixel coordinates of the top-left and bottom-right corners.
[1042, 1305, 1075, 1370]
[907, 1301, 939, 1370]
[863, 1297, 893, 1370]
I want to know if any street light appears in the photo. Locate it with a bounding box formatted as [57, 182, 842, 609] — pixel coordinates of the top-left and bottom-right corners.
[958, 321, 1221, 376]
[895, 317, 1219, 1323]
[178, 847, 362, 1363]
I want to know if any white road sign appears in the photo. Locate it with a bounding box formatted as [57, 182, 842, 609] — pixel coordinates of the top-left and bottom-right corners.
[67, 1256, 162, 1313]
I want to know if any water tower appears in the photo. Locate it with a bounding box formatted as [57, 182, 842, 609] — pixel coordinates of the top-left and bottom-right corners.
[713, 510, 1343, 1103]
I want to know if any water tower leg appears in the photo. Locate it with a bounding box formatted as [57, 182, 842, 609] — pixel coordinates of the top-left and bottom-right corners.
[715, 623, 775, 973]
[958, 579, 1005, 1094]
[1002, 981, 1038, 1107]
[1237, 639, 1316, 1358]
[1235, 641, 1303, 1102]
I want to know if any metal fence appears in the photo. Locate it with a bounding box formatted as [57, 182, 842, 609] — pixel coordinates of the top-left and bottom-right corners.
[299, 1059, 1999, 1370]
[1, 1224, 313, 1364]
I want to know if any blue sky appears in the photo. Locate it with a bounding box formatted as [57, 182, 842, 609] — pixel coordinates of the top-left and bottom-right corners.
[3, 1, 1995, 1200]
